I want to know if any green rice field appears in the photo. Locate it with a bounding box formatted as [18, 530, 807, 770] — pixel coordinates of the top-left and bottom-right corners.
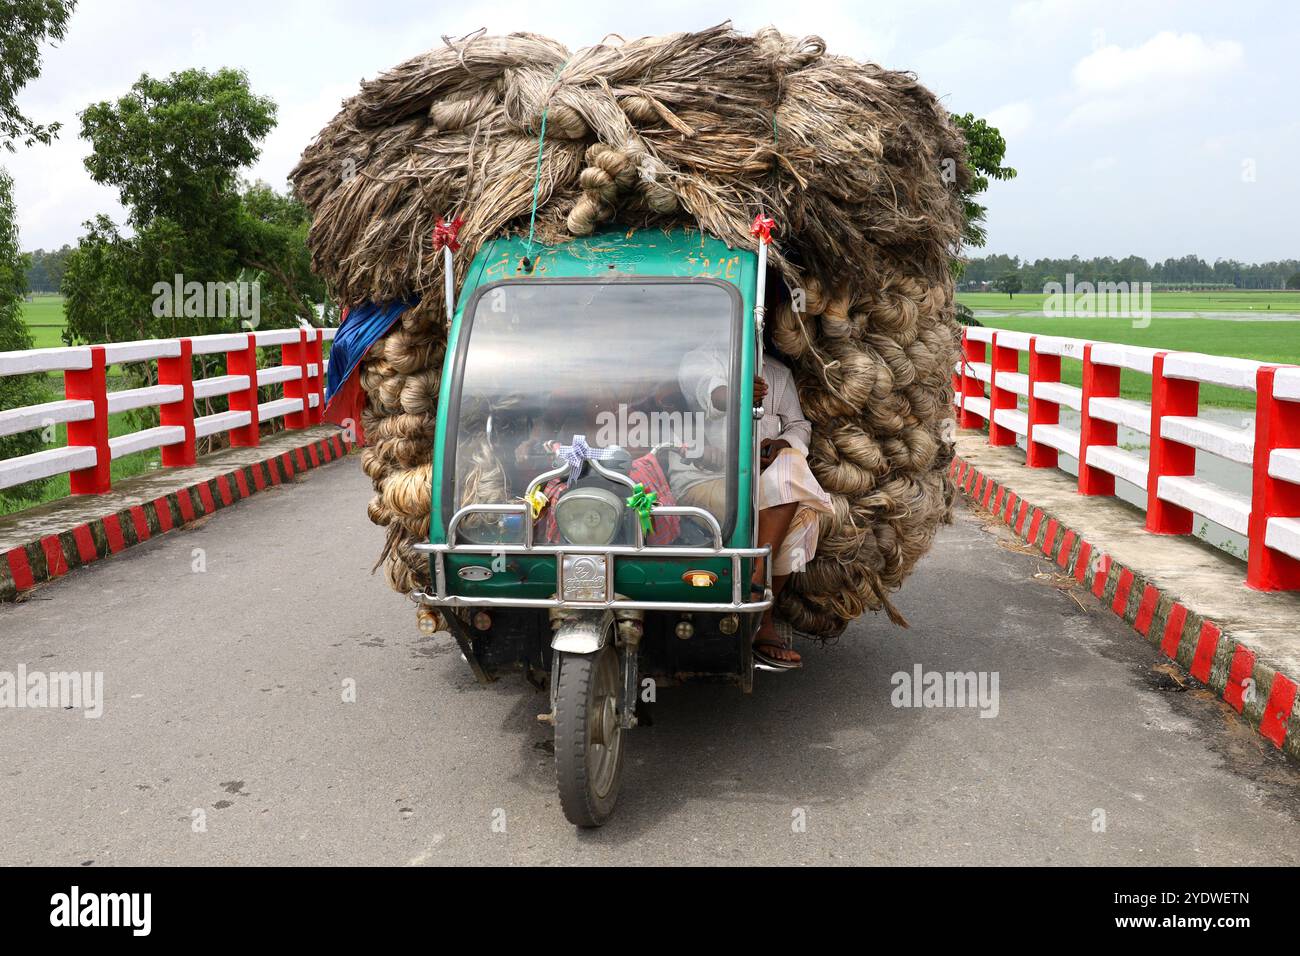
[19, 294, 68, 348]
[958, 289, 1300, 315]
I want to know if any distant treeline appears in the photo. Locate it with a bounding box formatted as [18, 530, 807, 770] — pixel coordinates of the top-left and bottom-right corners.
[961, 254, 1300, 291]
[23, 245, 73, 294]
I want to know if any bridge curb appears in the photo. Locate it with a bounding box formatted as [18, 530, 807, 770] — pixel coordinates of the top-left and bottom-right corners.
[951, 455, 1300, 761]
[1, 432, 354, 603]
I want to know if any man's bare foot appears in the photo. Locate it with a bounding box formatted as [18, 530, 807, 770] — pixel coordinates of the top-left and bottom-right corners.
[752, 616, 801, 667]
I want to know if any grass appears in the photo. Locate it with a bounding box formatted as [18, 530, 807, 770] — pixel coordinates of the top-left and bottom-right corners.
[19, 294, 68, 348]
[3, 295, 337, 516]
[969, 315, 1300, 409]
[959, 289, 1300, 315]
[0, 405, 162, 516]
[4, 297, 163, 515]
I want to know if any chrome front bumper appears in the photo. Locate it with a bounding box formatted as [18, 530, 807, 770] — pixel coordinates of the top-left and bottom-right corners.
[411, 463, 772, 613]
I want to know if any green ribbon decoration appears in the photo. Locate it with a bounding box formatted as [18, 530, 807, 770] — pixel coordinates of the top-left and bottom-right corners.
[626, 483, 657, 536]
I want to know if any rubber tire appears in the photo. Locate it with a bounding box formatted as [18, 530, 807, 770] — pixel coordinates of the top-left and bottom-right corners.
[553, 646, 624, 827]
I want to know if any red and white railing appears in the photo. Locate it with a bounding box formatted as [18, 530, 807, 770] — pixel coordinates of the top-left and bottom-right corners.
[0, 327, 336, 496]
[954, 326, 1300, 592]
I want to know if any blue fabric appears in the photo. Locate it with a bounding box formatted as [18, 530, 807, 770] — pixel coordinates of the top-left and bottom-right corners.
[324, 299, 417, 405]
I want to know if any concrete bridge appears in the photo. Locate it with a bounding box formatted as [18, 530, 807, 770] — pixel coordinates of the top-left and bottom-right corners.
[1, 325, 1299, 863]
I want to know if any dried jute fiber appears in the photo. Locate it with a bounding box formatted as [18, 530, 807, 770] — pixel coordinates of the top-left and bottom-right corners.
[292, 24, 968, 638]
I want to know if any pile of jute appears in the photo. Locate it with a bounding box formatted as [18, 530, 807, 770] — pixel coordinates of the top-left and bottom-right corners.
[291, 24, 968, 637]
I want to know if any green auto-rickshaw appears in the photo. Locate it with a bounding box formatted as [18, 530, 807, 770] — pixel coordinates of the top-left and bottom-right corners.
[414, 226, 777, 827]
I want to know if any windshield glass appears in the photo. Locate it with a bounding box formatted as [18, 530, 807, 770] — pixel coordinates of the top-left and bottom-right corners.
[448, 279, 739, 545]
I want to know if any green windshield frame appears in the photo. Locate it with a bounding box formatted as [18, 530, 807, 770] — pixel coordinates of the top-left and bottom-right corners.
[439, 276, 744, 543]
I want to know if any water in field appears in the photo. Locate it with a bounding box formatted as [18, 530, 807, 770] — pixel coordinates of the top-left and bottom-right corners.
[1006, 405, 1251, 562]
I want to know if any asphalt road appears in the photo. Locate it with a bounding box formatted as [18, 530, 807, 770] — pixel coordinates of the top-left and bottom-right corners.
[2, 456, 1299, 865]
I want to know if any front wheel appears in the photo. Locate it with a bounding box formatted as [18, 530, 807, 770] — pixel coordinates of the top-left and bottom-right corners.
[553, 644, 625, 827]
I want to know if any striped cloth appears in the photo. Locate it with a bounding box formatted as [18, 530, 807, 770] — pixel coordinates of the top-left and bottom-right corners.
[537, 452, 680, 545]
[759, 447, 833, 575]
[681, 447, 832, 575]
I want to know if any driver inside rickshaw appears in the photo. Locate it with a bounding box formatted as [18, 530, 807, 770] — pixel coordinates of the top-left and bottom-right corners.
[513, 384, 621, 475]
[671, 339, 833, 670]
[511, 382, 684, 546]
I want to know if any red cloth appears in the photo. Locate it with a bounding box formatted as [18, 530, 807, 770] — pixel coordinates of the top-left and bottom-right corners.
[324, 372, 365, 440]
[322, 304, 367, 445]
[537, 453, 680, 544]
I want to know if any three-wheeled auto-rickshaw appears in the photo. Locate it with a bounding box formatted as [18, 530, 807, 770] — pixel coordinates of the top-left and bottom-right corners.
[413, 226, 777, 827]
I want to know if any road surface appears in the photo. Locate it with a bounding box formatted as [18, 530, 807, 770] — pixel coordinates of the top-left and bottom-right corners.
[2, 457, 1298, 865]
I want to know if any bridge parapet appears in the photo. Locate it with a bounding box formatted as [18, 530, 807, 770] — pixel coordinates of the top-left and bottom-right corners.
[0, 327, 337, 498]
[954, 326, 1300, 591]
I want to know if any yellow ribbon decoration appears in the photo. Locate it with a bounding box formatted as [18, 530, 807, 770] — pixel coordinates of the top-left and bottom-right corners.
[523, 488, 549, 519]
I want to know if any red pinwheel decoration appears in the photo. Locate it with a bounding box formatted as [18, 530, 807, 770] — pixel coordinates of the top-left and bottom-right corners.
[432, 215, 465, 253]
[749, 214, 776, 244]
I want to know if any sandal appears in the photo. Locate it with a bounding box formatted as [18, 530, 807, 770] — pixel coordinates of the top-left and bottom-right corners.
[753, 635, 802, 670]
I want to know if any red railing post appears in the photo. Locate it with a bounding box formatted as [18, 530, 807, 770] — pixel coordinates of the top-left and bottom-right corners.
[282, 330, 310, 429]
[307, 329, 325, 425]
[1026, 335, 1060, 468]
[1146, 351, 1199, 534]
[988, 332, 1018, 446]
[951, 343, 963, 421]
[958, 328, 987, 429]
[1078, 344, 1120, 495]
[159, 338, 196, 467]
[1247, 365, 1300, 590]
[227, 333, 261, 447]
[65, 345, 111, 494]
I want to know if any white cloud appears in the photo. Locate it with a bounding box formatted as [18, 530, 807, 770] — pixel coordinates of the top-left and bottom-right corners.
[1072, 31, 1243, 94]
[250, 82, 358, 190]
[984, 101, 1034, 139]
[1062, 31, 1244, 129]
[1010, 0, 1089, 25]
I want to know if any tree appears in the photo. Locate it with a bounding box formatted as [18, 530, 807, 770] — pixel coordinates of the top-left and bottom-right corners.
[64, 69, 329, 448]
[64, 68, 319, 352]
[0, 169, 49, 505]
[78, 68, 275, 230]
[1287, 273, 1300, 290]
[963, 254, 1300, 290]
[235, 178, 328, 328]
[21, 244, 71, 292]
[952, 112, 1018, 251]
[954, 301, 982, 327]
[0, 0, 77, 152]
[61, 214, 156, 344]
[994, 272, 1022, 299]
[0, 0, 77, 506]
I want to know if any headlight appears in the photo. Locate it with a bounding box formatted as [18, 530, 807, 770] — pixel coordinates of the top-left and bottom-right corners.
[554, 487, 624, 546]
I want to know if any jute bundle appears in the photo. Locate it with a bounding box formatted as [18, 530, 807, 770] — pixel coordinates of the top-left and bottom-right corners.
[291, 23, 968, 637]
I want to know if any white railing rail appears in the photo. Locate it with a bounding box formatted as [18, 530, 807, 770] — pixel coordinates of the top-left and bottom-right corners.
[954, 325, 1300, 592]
[0, 326, 337, 496]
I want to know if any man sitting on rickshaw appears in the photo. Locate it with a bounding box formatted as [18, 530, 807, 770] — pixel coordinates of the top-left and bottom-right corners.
[672, 344, 833, 670]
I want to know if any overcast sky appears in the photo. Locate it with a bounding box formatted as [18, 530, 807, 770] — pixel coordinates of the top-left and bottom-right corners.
[5, 0, 1297, 262]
